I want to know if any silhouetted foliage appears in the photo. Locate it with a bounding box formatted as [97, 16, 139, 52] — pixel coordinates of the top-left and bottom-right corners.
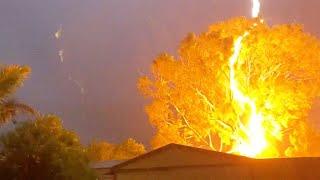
[0, 115, 97, 180]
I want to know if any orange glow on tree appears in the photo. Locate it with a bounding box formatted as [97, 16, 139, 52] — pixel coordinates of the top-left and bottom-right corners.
[138, 1, 320, 158]
[228, 0, 268, 157]
[228, 31, 268, 157]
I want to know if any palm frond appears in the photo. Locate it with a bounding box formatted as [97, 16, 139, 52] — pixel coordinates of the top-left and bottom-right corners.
[0, 99, 39, 125]
[0, 65, 31, 100]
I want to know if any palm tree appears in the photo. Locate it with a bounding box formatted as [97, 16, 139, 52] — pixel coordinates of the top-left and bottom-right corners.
[0, 65, 38, 125]
[0, 99, 39, 124]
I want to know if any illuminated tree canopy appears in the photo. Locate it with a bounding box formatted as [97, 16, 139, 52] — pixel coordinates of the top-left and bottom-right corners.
[138, 17, 320, 158]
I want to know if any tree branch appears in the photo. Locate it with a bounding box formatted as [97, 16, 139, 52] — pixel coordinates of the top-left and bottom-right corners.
[193, 88, 215, 110]
[208, 130, 216, 150]
[171, 103, 211, 148]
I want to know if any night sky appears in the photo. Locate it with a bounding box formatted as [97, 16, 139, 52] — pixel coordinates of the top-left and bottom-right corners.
[0, 0, 319, 145]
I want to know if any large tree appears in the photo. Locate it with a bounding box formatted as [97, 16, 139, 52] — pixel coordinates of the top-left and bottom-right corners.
[0, 65, 38, 124]
[0, 115, 97, 180]
[138, 17, 320, 157]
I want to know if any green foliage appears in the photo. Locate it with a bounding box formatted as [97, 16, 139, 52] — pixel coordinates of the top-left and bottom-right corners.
[0, 115, 97, 180]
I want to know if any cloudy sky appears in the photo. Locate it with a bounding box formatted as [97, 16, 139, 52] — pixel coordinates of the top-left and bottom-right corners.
[0, 0, 319, 145]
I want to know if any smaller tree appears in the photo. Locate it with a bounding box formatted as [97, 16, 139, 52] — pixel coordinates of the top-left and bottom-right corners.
[87, 138, 146, 162]
[87, 140, 115, 162]
[0, 115, 97, 180]
[113, 138, 146, 160]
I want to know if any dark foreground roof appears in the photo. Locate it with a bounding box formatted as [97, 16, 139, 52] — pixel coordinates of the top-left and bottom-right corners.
[112, 143, 251, 170]
[90, 160, 125, 169]
[95, 144, 320, 179]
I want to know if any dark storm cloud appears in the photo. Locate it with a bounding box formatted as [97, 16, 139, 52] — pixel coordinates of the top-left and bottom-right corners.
[0, 0, 319, 145]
